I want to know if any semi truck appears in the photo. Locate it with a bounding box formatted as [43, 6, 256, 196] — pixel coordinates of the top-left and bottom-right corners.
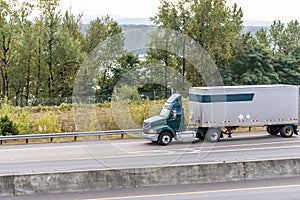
[143, 85, 299, 145]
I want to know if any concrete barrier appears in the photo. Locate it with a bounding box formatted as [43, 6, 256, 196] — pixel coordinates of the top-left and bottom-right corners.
[13, 169, 136, 196]
[2, 158, 300, 197]
[0, 175, 14, 196]
[134, 162, 244, 187]
[244, 158, 300, 180]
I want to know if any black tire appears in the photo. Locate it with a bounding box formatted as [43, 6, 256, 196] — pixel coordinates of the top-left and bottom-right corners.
[197, 129, 206, 140]
[267, 126, 280, 135]
[158, 132, 172, 145]
[198, 135, 205, 140]
[280, 126, 294, 138]
[205, 128, 221, 143]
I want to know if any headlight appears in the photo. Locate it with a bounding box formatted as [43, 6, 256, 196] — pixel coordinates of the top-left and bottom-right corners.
[150, 129, 157, 134]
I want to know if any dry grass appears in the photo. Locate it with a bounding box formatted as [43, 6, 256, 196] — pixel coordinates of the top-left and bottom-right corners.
[2, 100, 289, 146]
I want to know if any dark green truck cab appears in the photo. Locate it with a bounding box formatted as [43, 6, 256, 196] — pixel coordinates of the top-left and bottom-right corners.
[142, 94, 185, 145]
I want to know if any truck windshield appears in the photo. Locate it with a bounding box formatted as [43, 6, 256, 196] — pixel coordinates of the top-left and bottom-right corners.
[160, 108, 170, 118]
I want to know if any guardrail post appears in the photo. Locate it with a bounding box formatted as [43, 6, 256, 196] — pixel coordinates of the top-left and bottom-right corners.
[26, 139, 29, 144]
[121, 134, 124, 139]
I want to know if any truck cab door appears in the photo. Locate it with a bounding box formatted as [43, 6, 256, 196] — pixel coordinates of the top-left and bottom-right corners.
[168, 108, 184, 132]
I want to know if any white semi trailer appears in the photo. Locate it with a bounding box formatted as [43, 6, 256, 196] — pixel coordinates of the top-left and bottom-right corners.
[143, 85, 299, 145]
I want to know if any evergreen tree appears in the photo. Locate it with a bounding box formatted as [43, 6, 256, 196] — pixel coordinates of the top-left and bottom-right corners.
[231, 33, 279, 85]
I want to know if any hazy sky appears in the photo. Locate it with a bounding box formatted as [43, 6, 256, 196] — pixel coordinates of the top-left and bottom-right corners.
[59, 0, 161, 18]
[59, 0, 300, 24]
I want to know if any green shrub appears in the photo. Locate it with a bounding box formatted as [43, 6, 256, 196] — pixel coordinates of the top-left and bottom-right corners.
[14, 112, 30, 135]
[0, 98, 170, 134]
[58, 103, 72, 111]
[115, 85, 141, 102]
[129, 100, 165, 126]
[32, 112, 61, 134]
[0, 115, 19, 136]
[0, 99, 13, 117]
[0, 100, 31, 135]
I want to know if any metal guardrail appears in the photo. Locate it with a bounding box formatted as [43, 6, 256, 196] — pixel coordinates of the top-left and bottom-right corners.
[0, 129, 142, 145]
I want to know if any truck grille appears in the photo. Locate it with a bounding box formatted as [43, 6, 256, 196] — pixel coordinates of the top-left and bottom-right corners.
[143, 122, 151, 132]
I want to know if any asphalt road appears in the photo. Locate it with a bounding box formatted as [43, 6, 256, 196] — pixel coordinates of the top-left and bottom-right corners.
[4, 176, 300, 200]
[1, 131, 300, 174]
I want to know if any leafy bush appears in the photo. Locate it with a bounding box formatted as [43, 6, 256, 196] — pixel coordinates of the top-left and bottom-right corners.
[58, 103, 72, 111]
[32, 112, 61, 134]
[115, 85, 141, 102]
[1, 99, 13, 117]
[0, 115, 19, 136]
[129, 100, 165, 126]
[0, 100, 30, 135]
[0, 98, 170, 134]
[14, 112, 30, 135]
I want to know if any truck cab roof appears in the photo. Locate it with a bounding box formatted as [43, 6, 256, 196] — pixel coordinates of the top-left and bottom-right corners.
[167, 94, 182, 103]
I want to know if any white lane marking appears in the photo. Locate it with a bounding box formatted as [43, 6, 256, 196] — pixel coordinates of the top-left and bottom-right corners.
[1, 137, 300, 160]
[0, 141, 146, 152]
[125, 139, 300, 155]
[0, 140, 300, 157]
[85, 184, 300, 200]
[75, 144, 300, 160]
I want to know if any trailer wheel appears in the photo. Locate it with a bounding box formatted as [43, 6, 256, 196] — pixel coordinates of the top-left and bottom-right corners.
[158, 132, 172, 145]
[280, 126, 294, 138]
[205, 128, 221, 143]
[267, 126, 280, 135]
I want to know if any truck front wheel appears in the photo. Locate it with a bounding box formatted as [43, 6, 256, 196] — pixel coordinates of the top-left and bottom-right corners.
[205, 128, 221, 143]
[280, 126, 294, 138]
[158, 132, 173, 145]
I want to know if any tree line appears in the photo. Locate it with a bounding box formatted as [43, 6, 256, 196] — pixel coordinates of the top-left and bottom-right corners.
[0, 0, 300, 105]
[0, 0, 135, 105]
[148, 0, 300, 90]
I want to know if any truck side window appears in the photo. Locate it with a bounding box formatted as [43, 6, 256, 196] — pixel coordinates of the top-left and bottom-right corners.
[173, 107, 182, 117]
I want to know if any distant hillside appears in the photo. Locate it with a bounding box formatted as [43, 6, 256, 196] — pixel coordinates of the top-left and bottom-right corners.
[81, 24, 270, 54]
[116, 18, 152, 25]
[122, 25, 155, 52]
[121, 25, 271, 52]
[242, 26, 270, 35]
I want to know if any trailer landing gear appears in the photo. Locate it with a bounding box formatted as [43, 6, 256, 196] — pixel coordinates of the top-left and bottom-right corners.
[222, 127, 237, 138]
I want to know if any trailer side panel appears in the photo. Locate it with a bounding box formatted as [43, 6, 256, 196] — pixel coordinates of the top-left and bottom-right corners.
[189, 85, 299, 128]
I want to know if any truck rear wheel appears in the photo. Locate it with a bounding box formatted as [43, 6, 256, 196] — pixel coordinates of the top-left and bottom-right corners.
[158, 132, 172, 145]
[205, 128, 221, 143]
[267, 126, 280, 135]
[280, 126, 294, 138]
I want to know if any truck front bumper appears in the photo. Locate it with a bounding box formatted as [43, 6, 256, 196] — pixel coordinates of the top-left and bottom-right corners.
[143, 132, 159, 141]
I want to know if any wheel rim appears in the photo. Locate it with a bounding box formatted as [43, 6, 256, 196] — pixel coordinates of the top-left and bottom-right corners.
[285, 127, 293, 136]
[210, 131, 219, 141]
[162, 135, 171, 144]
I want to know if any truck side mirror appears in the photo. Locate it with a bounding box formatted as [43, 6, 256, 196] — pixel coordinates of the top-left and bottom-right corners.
[172, 110, 177, 119]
